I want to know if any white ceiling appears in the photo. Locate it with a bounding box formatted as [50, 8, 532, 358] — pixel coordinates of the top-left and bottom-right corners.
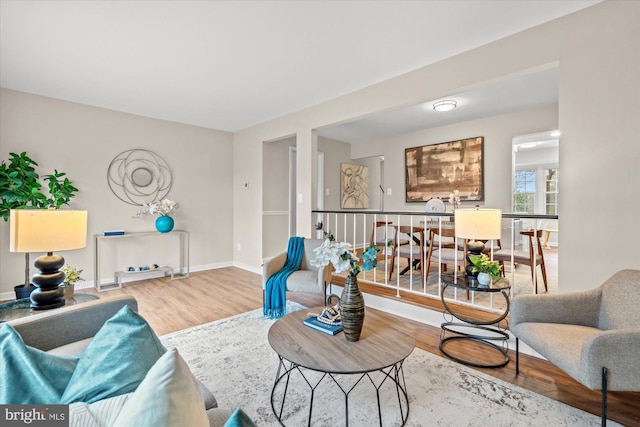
[319, 66, 559, 143]
[0, 1, 599, 136]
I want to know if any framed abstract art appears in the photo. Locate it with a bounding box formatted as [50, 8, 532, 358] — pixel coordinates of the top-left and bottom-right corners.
[405, 136, 484, 203]
[341, 163, 369, 209]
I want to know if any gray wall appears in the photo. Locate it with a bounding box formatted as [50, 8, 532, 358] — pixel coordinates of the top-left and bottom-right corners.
[261, 135, 353, 259]
[233, 1, 640, 293]
[0, 89, 234, 298]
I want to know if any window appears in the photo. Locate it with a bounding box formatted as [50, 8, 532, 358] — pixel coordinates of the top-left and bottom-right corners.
[545, 168, 559, 215]
[513, 169, 535, 214]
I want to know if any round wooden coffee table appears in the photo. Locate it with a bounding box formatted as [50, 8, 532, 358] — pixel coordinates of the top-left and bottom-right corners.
[268, 307, 415, 426]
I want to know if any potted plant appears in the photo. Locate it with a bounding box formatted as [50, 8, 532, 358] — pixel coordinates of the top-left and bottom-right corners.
[468, 254, 502, 286]
[0, 152, 79, 299]
[60, 264, 84, 299]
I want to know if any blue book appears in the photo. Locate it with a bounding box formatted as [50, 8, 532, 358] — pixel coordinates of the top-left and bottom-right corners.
[103, 230, 125, 236]
[303, 316, 343, 335]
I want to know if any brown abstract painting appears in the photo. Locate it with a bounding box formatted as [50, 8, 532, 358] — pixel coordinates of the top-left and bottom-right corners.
[341, 163, 369, 208]
[405, 137, 484, 202]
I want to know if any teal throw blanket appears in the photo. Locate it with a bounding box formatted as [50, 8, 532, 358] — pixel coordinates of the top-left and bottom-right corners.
[264, 237, 305, 319]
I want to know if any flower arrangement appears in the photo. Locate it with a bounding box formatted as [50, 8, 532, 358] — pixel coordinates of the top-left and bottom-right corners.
[311, 238, 380, 278]
[132, 198, 179, 218]
[60, 264, 84, 286]
[449, 189, 460, 210]
[468, 254, 502, 280]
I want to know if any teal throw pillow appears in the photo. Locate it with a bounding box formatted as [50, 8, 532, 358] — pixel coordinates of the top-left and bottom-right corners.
[0, 324, 78, 404]
[113, 348, 209, 427]
[61, 305, 166, 404]
[223, 408, 258, 427]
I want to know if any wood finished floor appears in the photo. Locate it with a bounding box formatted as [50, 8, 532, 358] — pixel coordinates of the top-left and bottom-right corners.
[77, 267, 639, 426]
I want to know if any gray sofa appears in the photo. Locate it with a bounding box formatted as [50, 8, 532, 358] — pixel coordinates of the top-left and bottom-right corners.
[510, 269, 640, 426]
[7, 294, 232, 427]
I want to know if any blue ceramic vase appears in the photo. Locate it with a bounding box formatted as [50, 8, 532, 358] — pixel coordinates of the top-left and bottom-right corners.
[155, 215, 174, 233]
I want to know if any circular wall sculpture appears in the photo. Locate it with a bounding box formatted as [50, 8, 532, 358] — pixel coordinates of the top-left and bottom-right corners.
[107, 149, 173, 206]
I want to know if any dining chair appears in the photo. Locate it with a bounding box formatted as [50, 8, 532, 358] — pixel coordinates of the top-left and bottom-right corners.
[424, 227, 466, 280]
[493, 229, 548, 293]
[369, 221, 408, 249]
[388, 225, 426, 282]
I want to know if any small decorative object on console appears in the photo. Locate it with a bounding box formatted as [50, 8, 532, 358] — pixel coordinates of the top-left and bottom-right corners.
[132, 198, 179, 218]
[133, 198, 179, 233]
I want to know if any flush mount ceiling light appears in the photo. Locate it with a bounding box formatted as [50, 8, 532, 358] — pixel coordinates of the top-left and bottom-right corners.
[433, 100, 457, 112]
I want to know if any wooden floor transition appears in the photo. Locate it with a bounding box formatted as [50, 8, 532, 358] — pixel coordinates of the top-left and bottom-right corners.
[73, 267, 638, 425]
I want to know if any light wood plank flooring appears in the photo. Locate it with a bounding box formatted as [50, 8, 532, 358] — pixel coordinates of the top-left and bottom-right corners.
[73, 267, 639, 425]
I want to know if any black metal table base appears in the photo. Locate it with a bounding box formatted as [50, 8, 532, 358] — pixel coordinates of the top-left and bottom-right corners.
[439, 322, 509, 368]
[439, 277, 511, 369]
[270, 356, 410, 426]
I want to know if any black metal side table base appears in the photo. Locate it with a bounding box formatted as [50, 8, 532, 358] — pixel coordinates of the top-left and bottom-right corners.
[439, 333, 509, 369]
[438, 275, 512, 369]
[270, 356, 410, 426]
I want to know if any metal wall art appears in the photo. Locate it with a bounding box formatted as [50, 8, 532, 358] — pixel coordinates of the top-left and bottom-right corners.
[107, 149, 173, 205]
[405, 136, 484, 203]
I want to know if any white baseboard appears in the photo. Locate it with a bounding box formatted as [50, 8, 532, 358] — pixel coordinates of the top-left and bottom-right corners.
[0, 290, 15, 301]
[233, 262, 262, 275]
[2, 262, 236, 299]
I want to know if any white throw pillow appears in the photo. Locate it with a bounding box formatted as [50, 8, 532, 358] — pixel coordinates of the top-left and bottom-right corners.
[69, 394, 131, 427]
[113, 348, 209, 427]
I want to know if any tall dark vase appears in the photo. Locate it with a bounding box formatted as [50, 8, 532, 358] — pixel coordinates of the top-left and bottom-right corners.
[340, 275, 365, 342]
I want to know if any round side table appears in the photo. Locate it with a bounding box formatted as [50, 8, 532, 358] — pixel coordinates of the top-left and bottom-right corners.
[439, 273, 511, 368]
[0, 294, 99, 323]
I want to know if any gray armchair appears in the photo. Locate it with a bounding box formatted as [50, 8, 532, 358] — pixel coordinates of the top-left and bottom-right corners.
[262, 238, 332, 303]
[510, 269, 640, 426]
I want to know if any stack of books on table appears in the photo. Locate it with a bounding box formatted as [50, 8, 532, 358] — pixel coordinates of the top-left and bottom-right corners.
[303, 316, 343, 335]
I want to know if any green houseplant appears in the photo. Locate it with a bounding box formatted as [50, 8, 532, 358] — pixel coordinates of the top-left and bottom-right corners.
[60, 264, 84, 299]
[468, 253, 502, 285]
[0, 152, 79, 298]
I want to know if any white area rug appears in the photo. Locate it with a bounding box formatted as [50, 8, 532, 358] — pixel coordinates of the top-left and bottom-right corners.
[161, 303, 613, 426]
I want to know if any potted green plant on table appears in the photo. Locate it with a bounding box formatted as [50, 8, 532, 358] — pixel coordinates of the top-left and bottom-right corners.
[468, 253, 502, 286]
[0, 152, 79, 299]
[60, 264, 84, 299]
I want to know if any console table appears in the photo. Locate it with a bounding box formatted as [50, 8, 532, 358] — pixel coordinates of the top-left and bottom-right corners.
[93, 231, 189, 291]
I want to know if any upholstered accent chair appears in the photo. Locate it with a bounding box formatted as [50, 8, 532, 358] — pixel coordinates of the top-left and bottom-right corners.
[510, 269, 640, 426]
[262, 238, 332, 303]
